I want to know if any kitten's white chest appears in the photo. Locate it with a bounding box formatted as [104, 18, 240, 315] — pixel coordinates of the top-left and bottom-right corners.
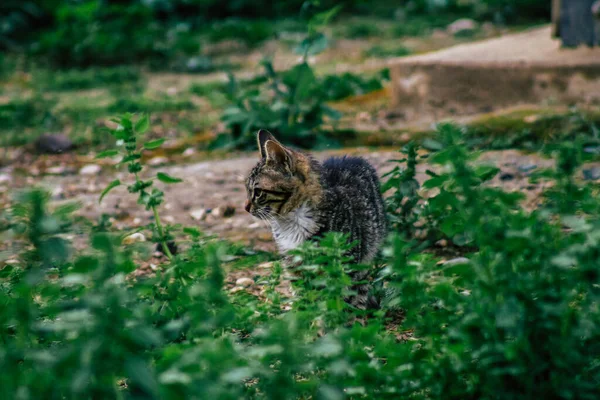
[272, 203, 320, 253]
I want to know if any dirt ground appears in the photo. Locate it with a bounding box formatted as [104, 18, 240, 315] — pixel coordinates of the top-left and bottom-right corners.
[0, 146, 557, 257]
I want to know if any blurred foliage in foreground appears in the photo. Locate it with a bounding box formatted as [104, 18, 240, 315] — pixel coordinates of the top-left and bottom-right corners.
[1, 123, 599, 399]
[1, 0, 551, 68]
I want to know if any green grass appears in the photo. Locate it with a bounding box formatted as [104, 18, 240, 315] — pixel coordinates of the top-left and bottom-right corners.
[33, 66, 143, 91]
[1, 123, 598, 399]
[363, 44, 412, 58]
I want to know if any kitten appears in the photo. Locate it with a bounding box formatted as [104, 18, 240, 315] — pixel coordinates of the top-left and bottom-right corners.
[244, 130, 387, 308]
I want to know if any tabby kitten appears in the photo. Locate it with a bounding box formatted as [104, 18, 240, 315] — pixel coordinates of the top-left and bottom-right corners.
[244, 130, 387, 308]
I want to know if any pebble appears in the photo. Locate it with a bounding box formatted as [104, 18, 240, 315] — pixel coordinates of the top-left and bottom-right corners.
[443, 257, 470, 266]
[447, 18, 477, 35]
[583, 167, 600, 181]
[46, 166, 67, 175]
[148, 157, 169, 167]
[182, 148, 196, 157]
[524, 115, 539, 123]
[257, 261, 274, 269]
[122, 232, 146, 245]
[51, 186, 65, 199]
[500, 173, 515, 181]
[34, 134, 73, 154]
[518, 164, 537, 173]
[222, 205, 236, 218]
[235, 277, 254, 287]
[190, 209, 207, 221]
[0, 174, 10, 184]
[79, 164, 101, 176]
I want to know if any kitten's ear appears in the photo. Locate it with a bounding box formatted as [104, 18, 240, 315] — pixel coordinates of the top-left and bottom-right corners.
[257, 129, 277, 159]
[264, 140, 294, 172]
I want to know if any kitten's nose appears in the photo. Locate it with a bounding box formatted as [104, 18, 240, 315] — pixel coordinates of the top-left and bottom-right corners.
[244, 199, 251, 213]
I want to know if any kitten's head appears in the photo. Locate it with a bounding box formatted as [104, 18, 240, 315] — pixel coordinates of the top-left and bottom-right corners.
[244, 130, 322, 219]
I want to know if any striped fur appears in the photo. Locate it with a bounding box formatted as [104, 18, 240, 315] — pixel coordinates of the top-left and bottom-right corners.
[245, 130, 387, 308]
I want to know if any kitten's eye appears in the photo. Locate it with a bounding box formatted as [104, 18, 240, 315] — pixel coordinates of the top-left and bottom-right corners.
[253, 188, 263, 199]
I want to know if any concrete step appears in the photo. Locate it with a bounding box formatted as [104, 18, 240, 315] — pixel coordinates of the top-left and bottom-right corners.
[387, 26, 600, 123]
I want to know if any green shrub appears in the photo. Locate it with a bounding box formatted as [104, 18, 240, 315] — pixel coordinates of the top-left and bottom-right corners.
[206, 19, 275, 47]
[3, 123, 600, 399]
[35, 66, 142, 91]
[0, 96, 54, 130]
[34, 1, 199, 67]
[344, 22, 381, 38]
[321, 70, 387, 101]
[217, 6, 344, 150]
[363, 44, 412, 58]
[218, 60, 342, 150]
[108, 96, 195, 114]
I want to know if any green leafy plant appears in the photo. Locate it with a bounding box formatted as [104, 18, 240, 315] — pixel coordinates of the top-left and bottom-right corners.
[206, 19, 275, 47]
[97, 113, 181, 260]
[382, 141, 422, 238]
[218, 5, 343, 149]
[2, 122, 600, 399]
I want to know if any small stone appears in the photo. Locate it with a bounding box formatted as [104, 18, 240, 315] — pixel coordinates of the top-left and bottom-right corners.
[5, 259, 19, 265]
[34, 134, 73, 154]
[230, 286, 245, 293]
[79, 164, 101, 176]
[148, 157, 169, 167]
[222, 205, 236, 218]
[163, 215, 175, 223]
[583, 167, 600, 181]
[51, 186, 65, 199]
[249, 222, 261, 229]
[182, 148, 196, 157]
[500, 173, 515, 181]
[443, 257, 470, 266]
[122, 232, 146, 245]
[190, 209, 207, 221]
[0, 174, 10, 184]
[584, 146, 600, 154]
[447, 18, 477, 35]
[235, 277, 254, 287]
[357, 112, 370, 122]
[166, 87, 177, 96]
[524, 115, 539, 123]
[257, 261, 274, 269]
[46, 166, 67, 175]
[518, 164, 537, 173]
[149, 263, 158, 271]
[132, 217, 142, 225]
